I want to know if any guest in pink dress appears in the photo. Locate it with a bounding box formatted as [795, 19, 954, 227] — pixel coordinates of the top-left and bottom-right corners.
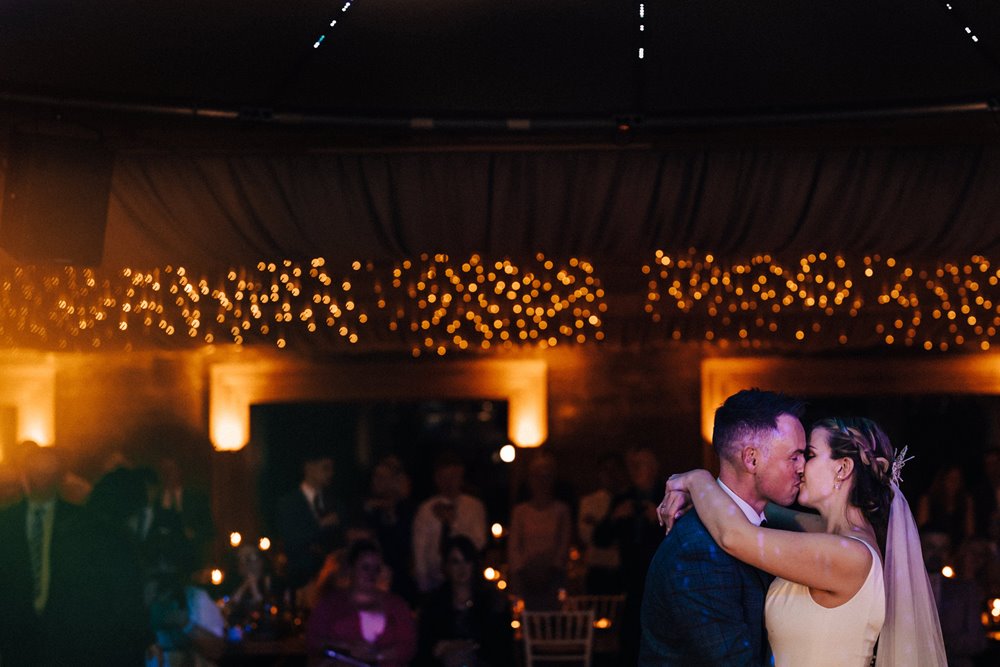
[306, 539, 417, 666]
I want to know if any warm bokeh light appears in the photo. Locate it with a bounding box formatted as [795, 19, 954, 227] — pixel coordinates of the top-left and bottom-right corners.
[483, 567, 499, 581]
[491, 522, 504, 538]
[595, 617, 612, 629]
[258, 537, 271, 551]
[211, 569, 224, 585]
[511, 620, 521, 629]
[499, 445, 516, 463]
[497, 579, 507, 590]
[229, 531, 242, 547]
[942, 565, 955, 578]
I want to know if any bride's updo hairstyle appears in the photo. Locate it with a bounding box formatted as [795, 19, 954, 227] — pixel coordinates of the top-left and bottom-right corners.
[813, 417, 896, 550]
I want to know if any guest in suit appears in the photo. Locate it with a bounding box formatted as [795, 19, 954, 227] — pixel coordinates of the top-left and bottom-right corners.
[594, 446, 667, 662]
[276, 452, 346, 589]
[157, 456, 215, 568]
[0, 444, 148, 667]
[305, 538, 417, 666]
[639, 389, 806, 665]
[361, 455, 418, 604]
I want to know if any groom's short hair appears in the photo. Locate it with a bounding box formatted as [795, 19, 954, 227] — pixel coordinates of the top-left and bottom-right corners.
[713, 389, 804, 461]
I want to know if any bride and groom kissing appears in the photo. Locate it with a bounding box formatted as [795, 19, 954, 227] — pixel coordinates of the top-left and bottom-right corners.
[639, 389, 947, 666]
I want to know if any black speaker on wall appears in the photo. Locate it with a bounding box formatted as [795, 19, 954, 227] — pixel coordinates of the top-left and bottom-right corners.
[1, 132, 114, 265]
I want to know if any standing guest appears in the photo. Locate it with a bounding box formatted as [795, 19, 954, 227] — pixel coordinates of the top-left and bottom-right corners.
[412, 453, 487, 594]
[594, 445, 665, 664]
[276, 452, 346, 590]
[577, 453, 627, 594]
[921, 530, 988, 667]
[508, 453, 571, 609]
[419, 535, 513, 667]
[306, 539, 417, 667]
[918, 464, 976, 547]
[0, 445, 148, 666]
[361, 455, 418, 604]
[157, 456, 216, 568]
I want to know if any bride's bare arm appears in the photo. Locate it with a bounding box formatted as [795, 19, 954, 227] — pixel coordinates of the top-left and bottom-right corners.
[669, 470, 873, 597]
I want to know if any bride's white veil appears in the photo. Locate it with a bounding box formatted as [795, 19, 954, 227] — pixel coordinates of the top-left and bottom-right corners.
[875, 482, 947, 666]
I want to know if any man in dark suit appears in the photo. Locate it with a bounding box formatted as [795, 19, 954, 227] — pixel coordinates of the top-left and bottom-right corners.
[275, 452, 346, 589]
[0, 445, 147, 667]
[639, 389, 807, 666]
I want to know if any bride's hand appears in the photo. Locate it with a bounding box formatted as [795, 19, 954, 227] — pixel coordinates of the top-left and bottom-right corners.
[658, 470, 713, 534]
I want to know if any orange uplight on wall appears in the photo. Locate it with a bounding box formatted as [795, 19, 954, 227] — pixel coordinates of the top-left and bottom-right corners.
[212, 411, 247, 452]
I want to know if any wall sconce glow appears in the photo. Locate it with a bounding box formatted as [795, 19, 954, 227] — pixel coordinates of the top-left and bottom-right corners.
[259, 537, 271, 551]
[230, 532, 242, 548]
[499, 445, 516, 463]
[491, 522, 504, 538]
[20, 415, 53, 447]
[212, 412, 248, 451]
[942, 565, 955, 579]
[211, 569, 224, 585]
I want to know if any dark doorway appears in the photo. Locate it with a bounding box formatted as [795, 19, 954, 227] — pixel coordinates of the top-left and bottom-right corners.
[253, 399, 511, 533]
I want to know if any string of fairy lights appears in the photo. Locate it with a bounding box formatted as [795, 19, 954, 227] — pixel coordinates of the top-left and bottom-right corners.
[642, 251, 1000, 352]
[0, 254, 605, 354]
[0, 252, 998, 353]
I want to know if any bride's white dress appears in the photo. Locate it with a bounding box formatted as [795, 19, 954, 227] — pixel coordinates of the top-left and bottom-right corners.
[764, 537, 886, 667]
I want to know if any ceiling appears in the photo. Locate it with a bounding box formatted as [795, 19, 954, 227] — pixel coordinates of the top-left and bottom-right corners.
[2, 2, 1000, 355]
[1, 0, 999, 121]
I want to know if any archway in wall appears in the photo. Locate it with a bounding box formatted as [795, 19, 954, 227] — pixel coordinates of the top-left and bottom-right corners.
[207, 358, 547, 539]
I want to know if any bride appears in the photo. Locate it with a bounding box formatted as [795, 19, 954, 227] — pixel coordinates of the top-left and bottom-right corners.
[661, 417, 946, 666]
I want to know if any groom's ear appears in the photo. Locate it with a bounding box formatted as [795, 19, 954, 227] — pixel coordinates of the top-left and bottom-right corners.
[741, 446, 758, 473]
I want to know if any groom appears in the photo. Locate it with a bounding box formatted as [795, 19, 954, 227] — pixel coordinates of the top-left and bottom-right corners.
[639, 389, 806, 665]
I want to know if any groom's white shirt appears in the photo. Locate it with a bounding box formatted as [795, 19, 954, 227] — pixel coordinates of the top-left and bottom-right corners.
[717, 478, 766, 526]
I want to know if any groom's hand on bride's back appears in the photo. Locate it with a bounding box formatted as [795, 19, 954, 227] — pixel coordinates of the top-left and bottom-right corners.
[656, 481, 692, 535]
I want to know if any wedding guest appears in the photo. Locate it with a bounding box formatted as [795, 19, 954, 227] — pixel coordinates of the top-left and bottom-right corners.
[595, 446, 664, 663]
[276, 452, 346, 589]
[918, 464, 976, 547]
[0, 445, 147, 666]
[361, 455, 417, 603]
[147, 536, 226, 667]
[508, 453, 571, 609]
[418, 535, 513, 667]
[921, 530, 988, 667]
[157, 457, 215, 567]
[577, 453, 627, 594]
[305, 539, 417, 666]
[412, 454, 487, 593]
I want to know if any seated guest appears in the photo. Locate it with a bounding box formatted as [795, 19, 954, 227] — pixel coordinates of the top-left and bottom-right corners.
[276, 452, 347, 590]
[507, 453, 571, 609]
[146, 536, 226, 667]
[306, 539, 417, 667]
[418, 535, 513, 667]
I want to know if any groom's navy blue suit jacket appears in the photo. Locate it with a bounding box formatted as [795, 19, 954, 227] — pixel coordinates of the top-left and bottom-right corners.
[639, 509, 772, 666]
